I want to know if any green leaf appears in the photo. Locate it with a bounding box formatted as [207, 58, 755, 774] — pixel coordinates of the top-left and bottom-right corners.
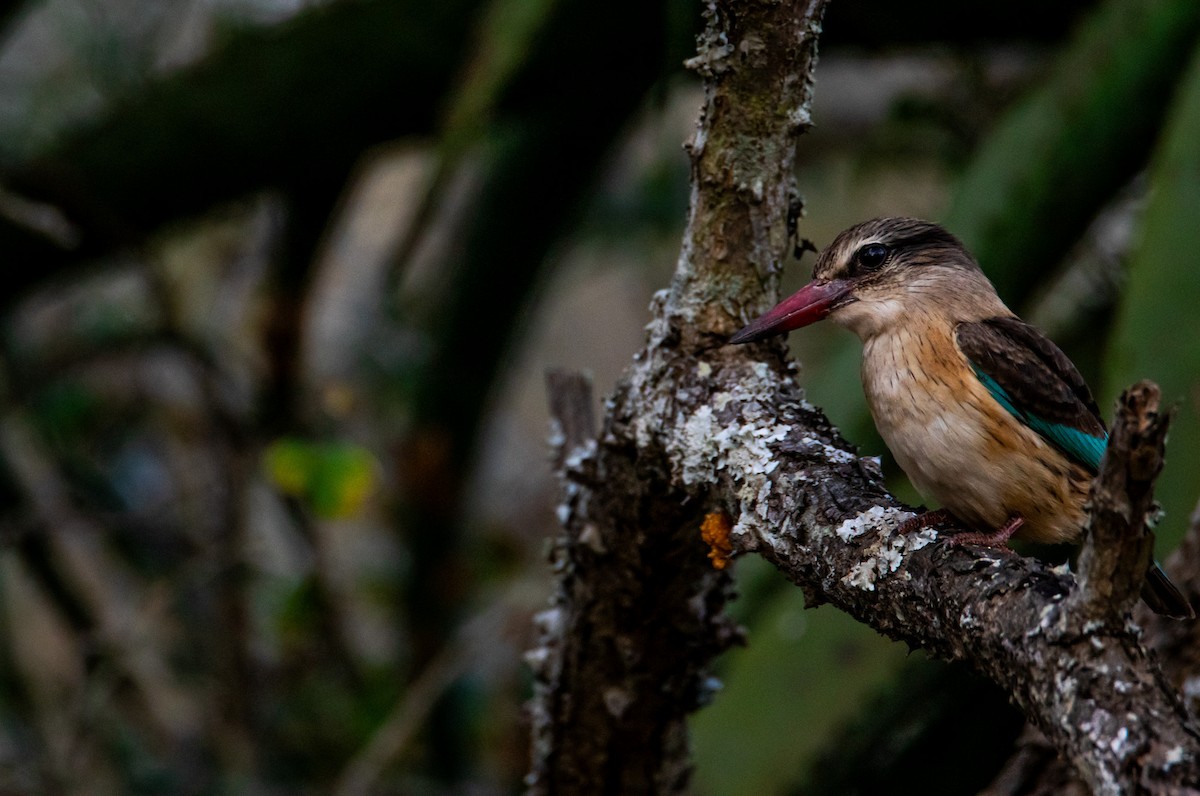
[264, 438, 378, 519]
[309, 444, 377, 519]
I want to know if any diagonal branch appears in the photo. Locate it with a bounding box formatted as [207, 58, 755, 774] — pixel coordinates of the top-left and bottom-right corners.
[976, 492, 1200, 794]
[710, 368, 1199, 793]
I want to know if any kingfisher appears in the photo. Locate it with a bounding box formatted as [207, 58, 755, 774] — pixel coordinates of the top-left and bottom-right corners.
[731, 217, 1193, 619]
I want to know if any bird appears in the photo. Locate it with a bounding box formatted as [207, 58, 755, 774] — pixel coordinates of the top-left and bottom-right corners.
[730, 217, 1193, 619]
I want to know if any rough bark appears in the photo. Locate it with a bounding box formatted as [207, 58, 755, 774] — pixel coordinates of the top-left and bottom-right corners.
[529, 0, 1200, 793]
[526, 2, 826, 792]
[984, 500, 1200, 795]
[1073, 381, 1167, 618]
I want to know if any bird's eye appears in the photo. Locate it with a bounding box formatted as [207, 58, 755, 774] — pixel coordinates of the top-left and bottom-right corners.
[856, 243, 889, 271]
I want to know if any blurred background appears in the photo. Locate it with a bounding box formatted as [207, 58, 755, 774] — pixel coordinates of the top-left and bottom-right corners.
[0, 0, 1196, 793]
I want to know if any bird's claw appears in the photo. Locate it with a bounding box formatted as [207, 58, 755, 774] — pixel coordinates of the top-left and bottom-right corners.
[896, 508, 956, 536]
[946, 515, 1025, 549]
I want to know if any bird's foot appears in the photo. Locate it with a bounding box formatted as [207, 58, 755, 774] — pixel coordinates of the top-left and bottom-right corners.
[896, 507, 956, 536]
[947, 514, 1025, 549]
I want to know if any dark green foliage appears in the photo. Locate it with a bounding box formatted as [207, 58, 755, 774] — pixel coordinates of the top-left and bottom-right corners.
[946, 0, 1200, 307]
[1105, 44, 1200, 551]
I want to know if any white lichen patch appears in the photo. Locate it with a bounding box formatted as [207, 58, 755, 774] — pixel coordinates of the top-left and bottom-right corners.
[677, 397, 790, 491]
[835, 509, 875, 541]
[730, 514, 761, 546]
[843, 559, 878, 591]
[755, 480, 772, 519]
[877, 542, 904, 574]
[563, 439, 598, 470]
[661, 363, 860, 512]
[523, 645, 552, 675]
[908, 528, 938, 551]
[1079, 708, 1134, 764]
[632, 394, 663, 449]
[654, 361, 921, 584]
[789, 104, 813, 130]
[533, 607, 564, 637]
[959, 606, 978, 629]
[1034, 602, 1060, 635]
[1109, 726, 1130, 756]
[834, 505, 914, 542]
[796, 435, 858, 465]
[836, 509, 933, 591]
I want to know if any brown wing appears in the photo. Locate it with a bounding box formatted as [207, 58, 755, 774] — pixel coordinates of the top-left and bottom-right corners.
[956, 317, 1107, 470]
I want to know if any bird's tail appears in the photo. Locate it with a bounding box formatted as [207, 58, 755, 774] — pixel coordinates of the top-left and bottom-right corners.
[1142, 561, 1195, 620]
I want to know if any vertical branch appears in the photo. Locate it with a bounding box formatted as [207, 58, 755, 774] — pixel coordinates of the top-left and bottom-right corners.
[528, 1, 829, 792]
[529, 367, 741, 794]
[668, 0, 826, 338]
[1073, 380, 1168, 619]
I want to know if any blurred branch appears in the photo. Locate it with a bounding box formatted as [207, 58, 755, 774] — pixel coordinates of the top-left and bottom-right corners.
[264, 174, 354, 431]
[406, 0, 678, 465]
[332, 592, 532, 796]
[332, 636, 472, 796]
[3, 0, 484, 272]
[389, 0, 681, 778]
[275, 494, 370, 689]
[0, 410, 199, 747]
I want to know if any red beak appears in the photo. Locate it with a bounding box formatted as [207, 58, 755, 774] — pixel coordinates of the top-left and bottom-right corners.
[729, 279, 854, 344]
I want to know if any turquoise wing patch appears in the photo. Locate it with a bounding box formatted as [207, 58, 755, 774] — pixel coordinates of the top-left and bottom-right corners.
[970, 365, 1107, 473]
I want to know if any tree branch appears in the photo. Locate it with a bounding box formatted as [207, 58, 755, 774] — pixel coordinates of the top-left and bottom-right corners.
[527, 2, 825, 792]
[530, 0, 1200, 793]
[986, 493, 1200, 794]
[1073, 380, 1168, 618]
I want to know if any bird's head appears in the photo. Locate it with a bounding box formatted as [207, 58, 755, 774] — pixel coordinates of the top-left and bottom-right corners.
[731, 217, 1002, 343]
